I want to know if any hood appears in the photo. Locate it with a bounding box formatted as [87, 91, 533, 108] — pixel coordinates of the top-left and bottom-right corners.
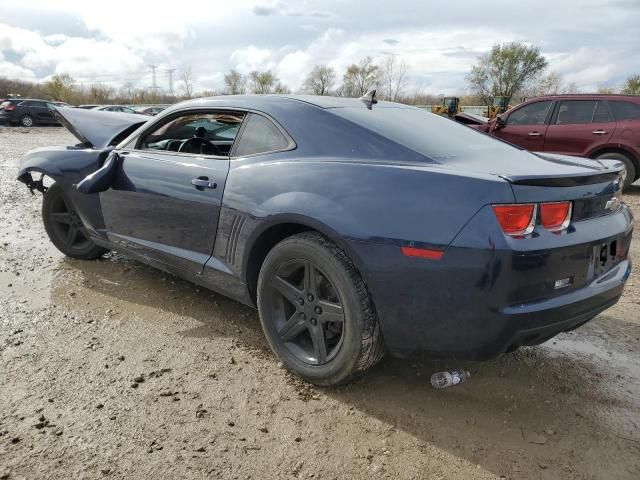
[453, 111, 489, 125]
[52, 107, 148, 149]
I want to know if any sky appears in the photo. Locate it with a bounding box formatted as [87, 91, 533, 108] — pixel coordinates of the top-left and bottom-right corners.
[0, 0, 639, 95]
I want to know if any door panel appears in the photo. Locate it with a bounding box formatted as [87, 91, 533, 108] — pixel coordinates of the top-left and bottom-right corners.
[100, 150, 229, 274]
[492, 100, 553, 151]
[543, 100, 615, 156]
[493, 124, 548, 151]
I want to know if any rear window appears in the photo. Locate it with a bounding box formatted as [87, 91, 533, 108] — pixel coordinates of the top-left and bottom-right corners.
[555, 100, 597, 124]
[332, 106, 520, 160]
[234, 114, 291, 156]
[609, 101, 640, 121]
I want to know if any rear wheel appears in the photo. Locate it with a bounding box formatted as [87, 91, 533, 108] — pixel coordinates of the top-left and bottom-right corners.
[595, 152, 636, 189]
[257, 232, 384, 386]
[20, 114, 34, 127]
[42, 183, 108, 260]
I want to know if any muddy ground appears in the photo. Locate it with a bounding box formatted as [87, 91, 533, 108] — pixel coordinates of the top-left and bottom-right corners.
[1, 126, 639, 480]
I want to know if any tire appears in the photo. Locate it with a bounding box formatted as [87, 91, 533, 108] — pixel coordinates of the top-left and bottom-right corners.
[595, 152, 636, 189]
[20, 114, 34, 127]
[42, 183, 109, 260]
[257, 232, 384, 386]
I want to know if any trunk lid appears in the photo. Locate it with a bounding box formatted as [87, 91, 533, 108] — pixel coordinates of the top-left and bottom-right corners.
[52, 106, 148, 149]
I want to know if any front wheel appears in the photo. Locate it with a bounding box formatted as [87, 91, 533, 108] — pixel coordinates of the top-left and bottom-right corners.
[257, 232, 384, 386]
[42, 183, 109, 260]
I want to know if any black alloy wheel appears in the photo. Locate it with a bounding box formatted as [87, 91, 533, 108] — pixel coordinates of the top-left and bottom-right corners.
[42, 183, 109, 259]
[269, 259, 345, 365]
[257, 232, 384, 386]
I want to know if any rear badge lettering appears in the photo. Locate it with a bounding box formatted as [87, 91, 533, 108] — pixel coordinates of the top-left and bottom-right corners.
[554, 277, 572, 290]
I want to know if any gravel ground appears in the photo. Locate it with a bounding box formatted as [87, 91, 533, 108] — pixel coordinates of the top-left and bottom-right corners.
[1, 126, 640, 480]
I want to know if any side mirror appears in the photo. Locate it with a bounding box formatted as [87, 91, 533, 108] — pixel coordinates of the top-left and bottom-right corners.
[76, 151, 120, 194]
[495, 114, 506, 129]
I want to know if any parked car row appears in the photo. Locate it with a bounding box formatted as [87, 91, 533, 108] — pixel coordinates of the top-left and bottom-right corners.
[463, 94, 640, 188]
[0, 99, 167, 126]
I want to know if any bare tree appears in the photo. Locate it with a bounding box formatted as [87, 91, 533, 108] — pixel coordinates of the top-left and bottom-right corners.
[88, 84, 114, 103]
[381, 55, 408, 101]
[274, 82, 291, 94]
[563, 82, 581, 94]
[180, 67, 194, 98]
[341, 57, 380, 97]
[521, 71, 563, 98]
[249, 70, 278, 94]
[303, 65, 336, 95]
[597, 84, 618, 94]
[466, 42, 548, 104]
[224, 69, 246, 95]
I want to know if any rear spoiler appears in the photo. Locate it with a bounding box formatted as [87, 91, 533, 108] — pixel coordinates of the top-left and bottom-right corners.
[503, 171, 621, 187]
[501, 155, 625, 187]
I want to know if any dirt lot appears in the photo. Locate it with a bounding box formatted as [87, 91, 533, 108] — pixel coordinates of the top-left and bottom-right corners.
[1, 126, 639, 480]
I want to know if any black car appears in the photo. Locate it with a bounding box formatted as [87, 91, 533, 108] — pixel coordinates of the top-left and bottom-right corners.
[17, 96, 632, 386]
[0, 99, 60, 127]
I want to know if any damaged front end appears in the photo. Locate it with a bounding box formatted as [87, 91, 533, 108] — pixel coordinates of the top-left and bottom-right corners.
[16, 106, 147, 195]
[17, 171, 49, 195]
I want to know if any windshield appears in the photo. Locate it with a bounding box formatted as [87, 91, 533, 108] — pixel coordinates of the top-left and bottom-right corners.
[332, 106, 520, 160]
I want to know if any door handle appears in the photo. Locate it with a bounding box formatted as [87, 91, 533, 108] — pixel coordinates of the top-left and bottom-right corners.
[592, 130, 608, 135]
[191, 177, 217, 190]
[528, 131, 542, 136]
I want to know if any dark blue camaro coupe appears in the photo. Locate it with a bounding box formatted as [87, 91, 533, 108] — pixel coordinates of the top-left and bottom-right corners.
[17, 94, 633, 385]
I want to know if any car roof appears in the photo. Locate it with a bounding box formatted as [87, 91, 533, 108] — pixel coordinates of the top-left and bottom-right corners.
[167, 95, 415, 118]
[528, 94, 640, 102]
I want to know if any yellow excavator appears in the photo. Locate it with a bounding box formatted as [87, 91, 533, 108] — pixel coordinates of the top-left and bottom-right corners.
[486, 96, 509, 119]
[431, 97, 460, 118]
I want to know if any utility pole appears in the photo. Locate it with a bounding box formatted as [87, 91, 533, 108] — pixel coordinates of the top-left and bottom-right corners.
[149, 64, 159, 91]
[166, 68, 176, 96]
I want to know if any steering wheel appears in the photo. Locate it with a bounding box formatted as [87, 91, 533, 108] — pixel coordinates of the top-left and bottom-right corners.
[178, 136, 222, 155]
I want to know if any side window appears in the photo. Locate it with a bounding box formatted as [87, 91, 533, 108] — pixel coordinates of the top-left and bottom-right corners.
[609, 101, 640, 121]
[140, 112, 245, 156]
[507, 101, 552, 126]
[234, 114, 290, 156]
[592, 101, 613, 122]
[555, 100, 597, 125]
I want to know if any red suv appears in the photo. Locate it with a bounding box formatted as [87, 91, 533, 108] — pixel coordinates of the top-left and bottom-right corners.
[482, 95, 640, 188]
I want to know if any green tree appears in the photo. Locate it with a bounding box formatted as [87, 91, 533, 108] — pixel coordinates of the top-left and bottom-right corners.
[467, 42, 548, 104]
[621, 74, 640, 95]
[341, 57, 380, 97]
[46, 73, 75, 102]
[224, 69, 246, 94]
[249, 70, 278, 94]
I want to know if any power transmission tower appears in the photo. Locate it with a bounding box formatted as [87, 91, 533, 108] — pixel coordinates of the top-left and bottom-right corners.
[149, 64, 159, 91]
[166, 68, 176, 96]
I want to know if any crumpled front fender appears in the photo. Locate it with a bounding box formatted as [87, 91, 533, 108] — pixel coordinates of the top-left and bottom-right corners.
[17, 146, 109, 190]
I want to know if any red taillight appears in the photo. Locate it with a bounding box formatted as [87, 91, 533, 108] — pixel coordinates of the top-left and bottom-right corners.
[401, 246, 444, 260]
[492, 204, 536, 236]
[5, 105, 16, 111]
[540, 201, 572, 232]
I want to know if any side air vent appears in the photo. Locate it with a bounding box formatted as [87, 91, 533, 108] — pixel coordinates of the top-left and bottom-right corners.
[226, 214, 246, 266]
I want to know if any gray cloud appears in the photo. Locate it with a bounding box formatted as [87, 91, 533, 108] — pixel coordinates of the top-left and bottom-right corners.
[251, 5, 279, 16]
[0, 0, 638, 94]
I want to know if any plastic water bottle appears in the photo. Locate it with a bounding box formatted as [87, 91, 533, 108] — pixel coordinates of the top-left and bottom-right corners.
[430, 370, 470, 389]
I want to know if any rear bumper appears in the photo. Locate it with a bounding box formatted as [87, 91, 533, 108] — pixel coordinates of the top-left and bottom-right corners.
[493, 259, 629, 354]
[348, 204, 633, 360]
